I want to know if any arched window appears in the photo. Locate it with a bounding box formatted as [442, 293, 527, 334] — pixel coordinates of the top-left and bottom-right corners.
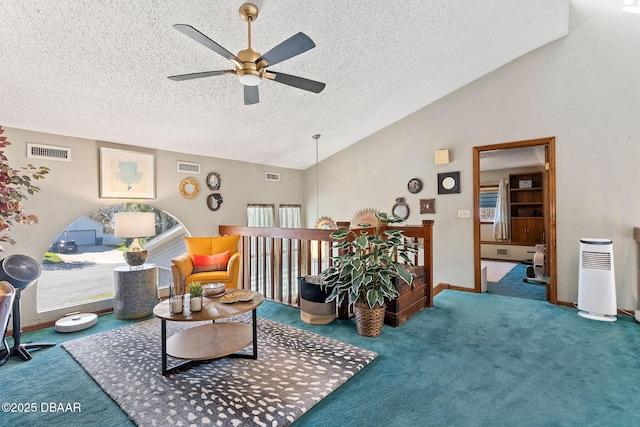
[38, 203, 187, 312]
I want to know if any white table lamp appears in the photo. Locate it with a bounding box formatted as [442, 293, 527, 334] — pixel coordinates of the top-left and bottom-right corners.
[114, 212, 156, 267]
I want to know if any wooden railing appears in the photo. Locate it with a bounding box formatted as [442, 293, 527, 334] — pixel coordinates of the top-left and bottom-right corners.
[219, 220, 434, 312]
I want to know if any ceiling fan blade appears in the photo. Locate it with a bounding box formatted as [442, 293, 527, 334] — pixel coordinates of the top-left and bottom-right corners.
[258, 32, 315, 67]
[173, 24, 241, 63]
[168, 70, 232, 81]
[269, 71, 325, 93]
[244, 85, 259, 105]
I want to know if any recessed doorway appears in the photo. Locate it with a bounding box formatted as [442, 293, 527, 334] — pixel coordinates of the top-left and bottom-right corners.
[473, 137, 557, 303]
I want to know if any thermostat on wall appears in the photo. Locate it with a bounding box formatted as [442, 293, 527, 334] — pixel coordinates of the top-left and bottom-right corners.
[55, 312, 98, 333]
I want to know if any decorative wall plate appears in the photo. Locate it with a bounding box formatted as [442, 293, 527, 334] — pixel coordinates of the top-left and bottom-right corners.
[407, 178, 423, 194]
[179, 177, 200, 199]
[315, 217, 337, 229]
[392, 197, 409, 220]
[437, 172, 460, 194]
[351, 207, 380, 228]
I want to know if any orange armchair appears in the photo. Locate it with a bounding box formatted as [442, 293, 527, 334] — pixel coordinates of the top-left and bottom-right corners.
[170, 235, 241, 295]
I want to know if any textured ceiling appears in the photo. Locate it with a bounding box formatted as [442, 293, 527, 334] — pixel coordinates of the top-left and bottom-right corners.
[0, 1, 569, 170]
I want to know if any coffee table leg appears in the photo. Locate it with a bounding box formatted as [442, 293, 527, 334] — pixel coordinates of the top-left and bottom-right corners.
[161, 319, 168, 375]
[228, 308, 258, 360]
[161, 318, 196, 376]
[251, 308, 258, 359]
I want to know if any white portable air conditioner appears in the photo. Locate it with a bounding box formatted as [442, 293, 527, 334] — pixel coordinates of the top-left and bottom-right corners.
[577, 238, 616, 322]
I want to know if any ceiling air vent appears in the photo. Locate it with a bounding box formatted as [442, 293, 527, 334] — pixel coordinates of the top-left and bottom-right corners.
[265, 172, 280, 182]
[27, 143, 71, 162]
[177, 161, 201, 174]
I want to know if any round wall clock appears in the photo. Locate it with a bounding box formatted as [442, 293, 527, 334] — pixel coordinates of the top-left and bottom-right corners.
[392, 197, 409, 220]
[179, 177, 200, 199]
[407, 178, 423, 194]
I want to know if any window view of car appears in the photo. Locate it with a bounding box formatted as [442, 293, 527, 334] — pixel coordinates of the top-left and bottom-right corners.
[50, 240, 78, 253]
[39, 204, 185, 312]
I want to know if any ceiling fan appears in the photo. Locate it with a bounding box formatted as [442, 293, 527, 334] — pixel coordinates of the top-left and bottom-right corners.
[168, 3, 326, 105]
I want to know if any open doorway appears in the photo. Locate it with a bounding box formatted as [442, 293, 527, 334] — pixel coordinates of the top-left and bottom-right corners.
[473, 137, 557, 303]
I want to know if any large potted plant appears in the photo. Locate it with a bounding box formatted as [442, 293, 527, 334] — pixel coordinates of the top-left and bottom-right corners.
[320, 212, 417, 337]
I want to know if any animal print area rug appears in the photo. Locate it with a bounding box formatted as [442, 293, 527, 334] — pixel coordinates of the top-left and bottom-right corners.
[62, 315, 377, 426]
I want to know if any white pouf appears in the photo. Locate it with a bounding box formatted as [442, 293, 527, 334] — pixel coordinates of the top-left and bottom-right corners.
[55, 313, 98, 333]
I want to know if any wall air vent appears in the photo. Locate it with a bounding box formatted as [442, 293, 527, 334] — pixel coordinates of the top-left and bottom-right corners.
[265, 172, 280, 182]
[177, 161, 201, 174]
[27, 143, 71, 162]
[497, 248, 509, 256]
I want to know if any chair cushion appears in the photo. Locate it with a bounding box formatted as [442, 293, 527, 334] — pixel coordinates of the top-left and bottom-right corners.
[186, 235, 240, 257]
[186, 271, 231, 284]
[192, 251, 230, 273]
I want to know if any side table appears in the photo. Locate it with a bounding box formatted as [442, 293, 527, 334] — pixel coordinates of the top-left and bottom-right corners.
[113, 264, 158, 319]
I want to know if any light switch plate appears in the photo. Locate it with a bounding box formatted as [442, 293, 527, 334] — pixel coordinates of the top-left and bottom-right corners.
[458, 209, 471, 218]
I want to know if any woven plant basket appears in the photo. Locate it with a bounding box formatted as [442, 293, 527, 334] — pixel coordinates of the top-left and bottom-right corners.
[354, 302, 386, 337]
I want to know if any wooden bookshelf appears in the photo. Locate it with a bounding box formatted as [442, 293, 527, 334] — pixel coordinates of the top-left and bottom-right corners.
[509, 172, 544, 244]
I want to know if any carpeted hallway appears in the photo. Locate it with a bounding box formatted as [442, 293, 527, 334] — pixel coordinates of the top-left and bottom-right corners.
[3, 290, 640, 426]
[486, 261, 547, 301]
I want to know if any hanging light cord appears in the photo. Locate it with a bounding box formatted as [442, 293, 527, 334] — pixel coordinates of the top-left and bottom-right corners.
[312, 134, 321, 220]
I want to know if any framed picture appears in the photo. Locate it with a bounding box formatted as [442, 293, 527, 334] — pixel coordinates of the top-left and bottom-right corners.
[420, 199, 436, 214]
[99, 147, 155, 199]
[437, 171, 460, 194]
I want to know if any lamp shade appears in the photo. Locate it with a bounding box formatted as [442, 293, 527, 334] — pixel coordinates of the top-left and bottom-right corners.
[114, 212, 155, 238]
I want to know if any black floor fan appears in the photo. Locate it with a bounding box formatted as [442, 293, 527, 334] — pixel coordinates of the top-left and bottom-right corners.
[0, 254, 55, 363]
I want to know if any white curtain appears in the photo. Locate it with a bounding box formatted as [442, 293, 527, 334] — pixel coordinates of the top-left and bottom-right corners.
[493, 179, 509, 240]
[278, 205, 301, 228]
[247, 204, 274, 294]
[278, 205, 301, 301]
[247, 204, 275, 227]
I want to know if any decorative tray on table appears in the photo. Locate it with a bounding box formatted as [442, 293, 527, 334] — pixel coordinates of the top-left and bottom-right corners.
[220, 291, 253, 304]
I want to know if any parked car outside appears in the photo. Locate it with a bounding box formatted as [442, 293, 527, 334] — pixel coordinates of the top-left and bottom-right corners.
[50, 240, 78, 253]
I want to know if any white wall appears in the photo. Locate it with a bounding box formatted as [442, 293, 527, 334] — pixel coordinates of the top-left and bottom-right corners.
[306, 0, 640, 310]
[6, 0, 640, 327]
[2, 128, 304, 327]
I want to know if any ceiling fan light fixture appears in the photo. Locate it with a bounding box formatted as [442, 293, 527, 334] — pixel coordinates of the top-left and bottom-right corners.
[238, 73, 262, 86]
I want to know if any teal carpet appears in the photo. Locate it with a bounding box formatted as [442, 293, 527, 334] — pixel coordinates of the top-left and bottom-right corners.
[3, 290, 640, 426]
[487, 262, 547, 301]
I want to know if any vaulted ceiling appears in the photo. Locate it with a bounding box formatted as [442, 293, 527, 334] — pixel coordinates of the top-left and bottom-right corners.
[0, 1, 569, 169]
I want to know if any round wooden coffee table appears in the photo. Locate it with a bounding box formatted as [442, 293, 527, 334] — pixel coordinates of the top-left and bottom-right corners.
[154, 289, 263, 375]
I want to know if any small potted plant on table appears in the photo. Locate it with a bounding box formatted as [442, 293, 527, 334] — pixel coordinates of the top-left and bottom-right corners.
[189, 281, 203, 312]
[320, 212, 417, 337]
